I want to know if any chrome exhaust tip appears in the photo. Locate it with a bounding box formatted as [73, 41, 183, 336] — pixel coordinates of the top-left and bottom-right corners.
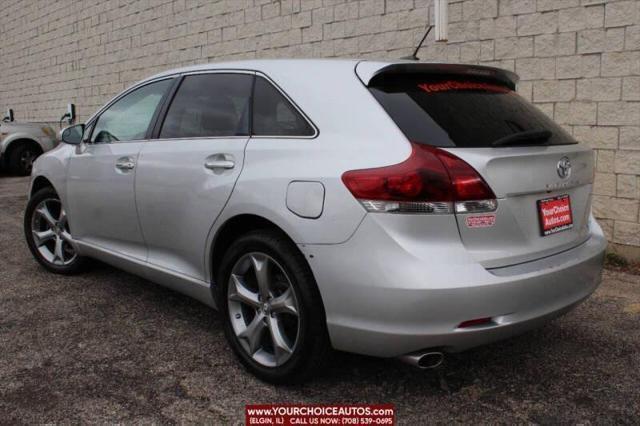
[398, 351, 444, 369]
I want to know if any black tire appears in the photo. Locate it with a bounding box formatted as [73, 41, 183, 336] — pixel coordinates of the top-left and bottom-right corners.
[217, 229, 330, 384]
[8, 142, 40, 176]
[24, 187, 87, 274]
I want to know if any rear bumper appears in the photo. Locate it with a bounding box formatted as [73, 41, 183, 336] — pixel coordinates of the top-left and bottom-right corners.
[302, 214, 606, 357]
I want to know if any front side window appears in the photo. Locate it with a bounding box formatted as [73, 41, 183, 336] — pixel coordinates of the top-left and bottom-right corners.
[160, 73, 252, 139]
[252, 77, 315, 137]
[91, 79, 172, 143]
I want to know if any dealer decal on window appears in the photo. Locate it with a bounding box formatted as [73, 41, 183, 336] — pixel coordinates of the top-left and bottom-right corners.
[418, 80, 511, 94]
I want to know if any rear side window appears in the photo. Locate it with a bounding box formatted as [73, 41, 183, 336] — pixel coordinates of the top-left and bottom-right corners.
[160, 73, 252, 138]
[369, 75, 577, 148]
[252, 77, 315, 137]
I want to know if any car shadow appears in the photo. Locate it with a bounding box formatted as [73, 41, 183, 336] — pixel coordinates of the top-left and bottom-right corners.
[5, 243, 636, 423]
[83, 259, 573, 394]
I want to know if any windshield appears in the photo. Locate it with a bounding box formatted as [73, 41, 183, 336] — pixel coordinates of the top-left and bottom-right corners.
[369, 75, 578, 148]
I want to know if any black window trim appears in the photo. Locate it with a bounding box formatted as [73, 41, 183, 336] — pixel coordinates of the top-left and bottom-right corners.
[148, 69, 319, 141]
[84, 76, 179, 144]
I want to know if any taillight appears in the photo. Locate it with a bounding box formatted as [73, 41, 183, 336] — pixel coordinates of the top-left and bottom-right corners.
[341, 142, 497, 214]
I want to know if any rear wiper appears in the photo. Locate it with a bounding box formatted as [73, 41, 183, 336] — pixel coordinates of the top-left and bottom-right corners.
[491, 130, 552, 147]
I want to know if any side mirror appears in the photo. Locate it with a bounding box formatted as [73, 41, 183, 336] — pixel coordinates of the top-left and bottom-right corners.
[60, 124, 85, 145]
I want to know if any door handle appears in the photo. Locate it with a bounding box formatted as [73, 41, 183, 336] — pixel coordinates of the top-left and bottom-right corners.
[115, 157, 136, 171]
[204, 154, 235, 170]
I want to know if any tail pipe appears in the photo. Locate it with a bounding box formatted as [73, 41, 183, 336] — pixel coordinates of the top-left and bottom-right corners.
[398, 351, 444, 369]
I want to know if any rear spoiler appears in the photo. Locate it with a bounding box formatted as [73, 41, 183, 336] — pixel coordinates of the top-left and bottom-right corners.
[355, 61, 519, 91]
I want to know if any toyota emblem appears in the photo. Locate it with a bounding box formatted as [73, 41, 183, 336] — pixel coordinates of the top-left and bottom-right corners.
[557, 157, 571, 179]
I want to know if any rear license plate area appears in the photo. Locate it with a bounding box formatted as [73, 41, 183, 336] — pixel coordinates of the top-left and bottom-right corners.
[537, 194, 573, 236]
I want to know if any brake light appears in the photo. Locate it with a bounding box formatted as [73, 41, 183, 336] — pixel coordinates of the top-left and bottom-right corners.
[341, 142, 497, 214]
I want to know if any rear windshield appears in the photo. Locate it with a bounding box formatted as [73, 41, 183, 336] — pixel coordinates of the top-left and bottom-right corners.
[369, 75, 577, 148]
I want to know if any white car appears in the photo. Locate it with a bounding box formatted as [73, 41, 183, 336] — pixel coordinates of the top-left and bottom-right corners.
[1, 120, 57, 175]
[24, 60, 606, 383]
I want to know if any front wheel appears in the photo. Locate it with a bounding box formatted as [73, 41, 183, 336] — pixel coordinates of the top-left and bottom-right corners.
[24, 187, 86, 274]
[217, 230, 330, 384]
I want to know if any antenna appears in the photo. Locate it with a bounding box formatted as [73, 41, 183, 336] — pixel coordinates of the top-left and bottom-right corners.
[401, 25, 433, 61]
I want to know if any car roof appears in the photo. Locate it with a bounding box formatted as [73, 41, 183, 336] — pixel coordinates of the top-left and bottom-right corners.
[143, 58, 519, 90]
[145, 58, 364, 81]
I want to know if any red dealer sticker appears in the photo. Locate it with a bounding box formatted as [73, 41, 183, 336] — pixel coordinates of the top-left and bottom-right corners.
[537, 194, 573, 236]
[465, 214, 496, 228]
[245, 404, 395, 425]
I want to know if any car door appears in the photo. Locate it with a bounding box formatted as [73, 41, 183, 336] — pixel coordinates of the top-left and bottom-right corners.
[134, 72, 253, 279]
[66, 78, 174, 260]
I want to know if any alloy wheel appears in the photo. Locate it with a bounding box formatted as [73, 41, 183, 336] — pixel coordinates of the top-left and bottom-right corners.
[227, 252, 300, 367]
[30, 198, 77, 266]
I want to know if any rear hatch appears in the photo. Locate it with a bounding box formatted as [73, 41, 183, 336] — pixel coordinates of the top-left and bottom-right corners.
[359, 62, 594, 268]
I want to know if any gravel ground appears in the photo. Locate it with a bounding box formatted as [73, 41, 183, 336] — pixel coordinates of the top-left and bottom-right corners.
[1, 175, 639, 424]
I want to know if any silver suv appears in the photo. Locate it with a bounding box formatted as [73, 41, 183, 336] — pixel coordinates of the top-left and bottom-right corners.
[24, 60, 606, 383]
[1, 118, 57, 176]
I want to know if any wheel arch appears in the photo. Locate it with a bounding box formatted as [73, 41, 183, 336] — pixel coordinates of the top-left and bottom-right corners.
[4, 136, 44, 153]
[210, 214, 299, 287]
[30, 175, 56, 197]
[3, 138, 43, 168]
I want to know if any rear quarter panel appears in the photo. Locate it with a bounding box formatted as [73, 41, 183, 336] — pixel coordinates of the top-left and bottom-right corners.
[210, 62, 414, 246]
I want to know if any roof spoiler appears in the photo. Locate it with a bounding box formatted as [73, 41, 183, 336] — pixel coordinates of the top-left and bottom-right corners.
[355, 62, 519, 91]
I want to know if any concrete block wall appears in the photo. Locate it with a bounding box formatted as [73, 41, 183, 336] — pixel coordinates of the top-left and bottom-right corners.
[0, 0, 639, 256]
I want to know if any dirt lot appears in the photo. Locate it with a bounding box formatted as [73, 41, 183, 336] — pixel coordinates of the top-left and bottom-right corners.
[1, 175, 639, 424]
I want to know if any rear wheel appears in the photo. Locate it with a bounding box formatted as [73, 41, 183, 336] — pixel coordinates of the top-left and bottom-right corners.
[8, 142, 41, 176]
[217, 230, 330, 384]
[24, 187, 86, 274]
